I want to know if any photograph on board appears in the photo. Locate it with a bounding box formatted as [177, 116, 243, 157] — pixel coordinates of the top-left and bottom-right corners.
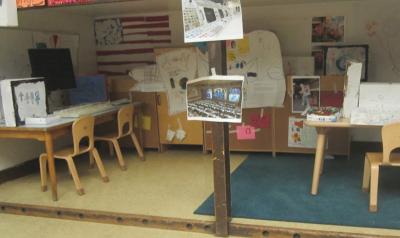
[291, 76, 320, 113]
[187, 75, 244, 123]
[182, 0, 243, 43]
[312, 16, 344, 43]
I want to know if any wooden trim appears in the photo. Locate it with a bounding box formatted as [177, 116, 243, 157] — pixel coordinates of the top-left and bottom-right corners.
[0, 202, 396, 238]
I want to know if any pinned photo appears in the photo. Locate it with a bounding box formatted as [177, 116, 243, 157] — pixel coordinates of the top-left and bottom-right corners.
[182, 0, 243, 43]
[291, 76, 320, 113]
[186, 75, 244, 123]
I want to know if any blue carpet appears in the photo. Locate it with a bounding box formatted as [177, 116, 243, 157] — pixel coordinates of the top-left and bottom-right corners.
[194, 152, 400, 229]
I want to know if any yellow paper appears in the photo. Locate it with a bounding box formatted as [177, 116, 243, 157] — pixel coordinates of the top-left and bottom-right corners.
[141, 116, 151, 131]
[237, 36, 250, 56]
[227, 51, 236, 62]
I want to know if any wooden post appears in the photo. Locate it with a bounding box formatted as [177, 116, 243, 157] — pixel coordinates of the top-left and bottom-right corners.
[208, 41, 231, 237]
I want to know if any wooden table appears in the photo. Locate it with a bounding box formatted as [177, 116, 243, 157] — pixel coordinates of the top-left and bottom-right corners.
[0, 103, 143, 201]
[305, 118, 380, 195]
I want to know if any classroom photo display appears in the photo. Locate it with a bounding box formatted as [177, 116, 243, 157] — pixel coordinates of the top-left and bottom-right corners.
[291, 76, 320, 113]
[186, 75, 244, 123]
[181, 0, 243, 43]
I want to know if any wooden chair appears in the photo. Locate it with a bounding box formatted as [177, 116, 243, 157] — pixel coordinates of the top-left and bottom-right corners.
[39, 116, 109, 196]
[94, 104, 144, 170]
[362, 122, 400, 212]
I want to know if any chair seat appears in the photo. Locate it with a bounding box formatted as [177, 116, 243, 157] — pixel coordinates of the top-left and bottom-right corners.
[95, 132, 120, 141]
[366, 152, 400, 166]
[54, 146, 90, 159]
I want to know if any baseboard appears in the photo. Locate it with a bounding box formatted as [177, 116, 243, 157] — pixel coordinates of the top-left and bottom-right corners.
[0, 159, 39, 185]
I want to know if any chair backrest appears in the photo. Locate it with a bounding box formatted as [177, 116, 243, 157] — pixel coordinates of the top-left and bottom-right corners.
[382, 122, 400, 164]
[72, 115, 95, 155]
[117, 104, 134, 138]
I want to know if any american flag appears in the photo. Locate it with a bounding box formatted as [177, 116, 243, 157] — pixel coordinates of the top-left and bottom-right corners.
[94, 15, 172, 76]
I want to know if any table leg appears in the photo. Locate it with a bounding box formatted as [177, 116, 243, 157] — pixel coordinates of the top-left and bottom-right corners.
[311, 128, 328, 195]
[45, 132, 58, 201]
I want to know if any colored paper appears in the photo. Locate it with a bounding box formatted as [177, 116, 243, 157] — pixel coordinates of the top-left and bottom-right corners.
[69, 75, 107, 105]
[17, 0, 45, 8]
[48, 0, 92, 6]
[288, 117, 317, 148]
[249, 113, 270, 129]
[236, 125, 256, 140]
[320, 91, 343, 108]
[141, 116, 151, 131]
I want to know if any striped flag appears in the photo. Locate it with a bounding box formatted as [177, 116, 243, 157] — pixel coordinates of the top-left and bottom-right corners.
[94, 15, 172, 76]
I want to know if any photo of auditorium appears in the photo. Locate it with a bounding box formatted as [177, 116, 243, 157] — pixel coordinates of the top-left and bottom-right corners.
[187, 77, 243, 122]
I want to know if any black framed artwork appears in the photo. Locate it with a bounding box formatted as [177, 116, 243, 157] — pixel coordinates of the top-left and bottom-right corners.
[323, 45, 369, 81]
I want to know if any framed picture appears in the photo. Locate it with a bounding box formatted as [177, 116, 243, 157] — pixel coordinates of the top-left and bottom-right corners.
[323, 45, 369, 81]
[186, 75, 244, 123]
[291, 76, 320, 113]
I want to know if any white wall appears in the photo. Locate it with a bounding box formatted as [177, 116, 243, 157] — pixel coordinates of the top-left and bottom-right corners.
[0, 10, 97, 170]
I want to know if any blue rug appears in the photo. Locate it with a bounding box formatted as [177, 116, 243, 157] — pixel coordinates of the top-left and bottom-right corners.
[194, 153, 400, 229]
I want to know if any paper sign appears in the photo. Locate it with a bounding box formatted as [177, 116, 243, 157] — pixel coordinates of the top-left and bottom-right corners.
[0, 0, 18, 26]
[236, 125, 256, 140]
[176, 129, 186, 141]
[249, 113, 270, 129]
[166, 129, 176, 142]
[142, 116, 151, 131]
[288, 117, 317, 148]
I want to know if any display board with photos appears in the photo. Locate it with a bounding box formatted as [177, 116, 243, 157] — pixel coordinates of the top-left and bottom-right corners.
[187, 75, 244, 123]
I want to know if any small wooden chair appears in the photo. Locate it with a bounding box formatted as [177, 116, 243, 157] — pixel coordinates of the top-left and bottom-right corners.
[362, 122, 400, 212]
[39, 116, 109, 196]
[94, 104, 144, 170]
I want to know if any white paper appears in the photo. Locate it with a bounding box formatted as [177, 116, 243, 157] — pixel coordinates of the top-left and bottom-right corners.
[0, 0, 18, 27]
[288, 117, 317, 148]
[182, 0, 243, 43]
[129, 65, 166, 92]
[351, 107, 400, 126]
[359, 83, 400, 109]
[227, 31, 286, 108]
[14, 81, 47, 121]
[166, 129, 176, 142]
[342, 62, 362, 118]
[283, 57, 315, 76]
[175, 129, 186, 141]
[156, 48, 197, 115]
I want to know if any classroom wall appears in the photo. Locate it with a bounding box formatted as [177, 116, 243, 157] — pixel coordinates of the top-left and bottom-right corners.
[165, 0, 399, 142]
[0, 10, 97, 171]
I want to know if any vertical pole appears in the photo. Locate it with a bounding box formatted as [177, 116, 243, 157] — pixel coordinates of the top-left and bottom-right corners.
[208, 41, 231, 237]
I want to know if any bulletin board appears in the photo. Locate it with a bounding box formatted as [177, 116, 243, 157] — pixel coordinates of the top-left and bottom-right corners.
[204, 76, 350, 156]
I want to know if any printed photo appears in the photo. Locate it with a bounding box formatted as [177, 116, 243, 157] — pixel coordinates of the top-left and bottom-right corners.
[182, 0, 243, 43]
[312, 47, 324, 75]
[324, 45, 369, 81]
[291, 76, 320, 113]
[187, 75, 244, 123]
[312, 16, 345, 43]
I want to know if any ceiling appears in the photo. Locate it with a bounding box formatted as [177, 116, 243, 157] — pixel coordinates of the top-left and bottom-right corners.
[23, 0, 360, 17]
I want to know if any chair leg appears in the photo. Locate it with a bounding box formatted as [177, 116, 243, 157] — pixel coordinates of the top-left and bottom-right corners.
[65, 157, 84, 195]
[112, 139, 127, 170]
[362, 157, 371, 192]
[89, 152, 95, 169]
[108, 141, 114, 157]
[131, 132, 144, 161]
[369, 165, 380, 212]
[91, 148, 109, 182]
[39, 154, 48, 192]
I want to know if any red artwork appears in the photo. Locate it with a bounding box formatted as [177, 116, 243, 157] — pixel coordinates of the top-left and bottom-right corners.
[249, 113, 270, 129]
[17, 0, 45, 8]
[47, 0, 93, 6]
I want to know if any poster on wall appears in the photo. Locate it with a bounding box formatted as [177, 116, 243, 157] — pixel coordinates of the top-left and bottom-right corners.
[182, 0, 243, 43]
[156, 48, 198, 115]
[312, 16, 345, 43]
[288, 117, 318, 148]
[48, 0, 93, 6]
[186, 75, 244, 123]
[226, 30, 286, 108]
[17, 0, 45, 8]
[94, 14, 171, 76]
[324, 45, 369, 81]
[0, 0, 18, 27]
[32, 32, 80, 75]
[291, 76, 320, 113]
